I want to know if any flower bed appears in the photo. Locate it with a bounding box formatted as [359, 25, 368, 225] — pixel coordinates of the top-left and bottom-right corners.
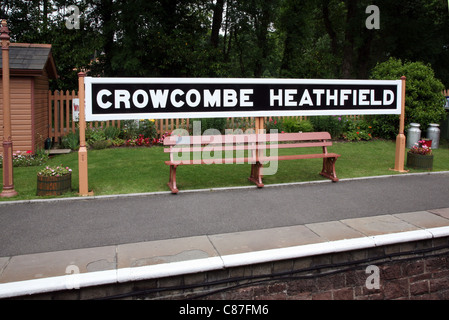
[0, 150, 48, 168]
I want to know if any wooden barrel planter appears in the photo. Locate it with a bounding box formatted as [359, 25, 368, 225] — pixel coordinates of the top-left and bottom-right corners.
[406, 152, 433, 170]
[37, 173, 72, 196]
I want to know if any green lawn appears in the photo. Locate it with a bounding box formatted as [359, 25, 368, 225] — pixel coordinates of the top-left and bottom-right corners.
[1, 139, 449, 201]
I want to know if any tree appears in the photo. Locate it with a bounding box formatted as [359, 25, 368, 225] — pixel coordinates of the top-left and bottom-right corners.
[2, 0, 448, 90]
[2, 0, 103, 90]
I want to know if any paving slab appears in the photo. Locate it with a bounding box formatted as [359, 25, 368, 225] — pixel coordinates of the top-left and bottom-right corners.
[0, 246, 116, 283]
[428, 208, 449, 220]
[117, 235, 219, 269]
[208, 224, 325, 256]
[340, 214, 420, 236]
[0, 257, 9, 275]
[393, 211, 449, 229]
[305, 220, 366, 241]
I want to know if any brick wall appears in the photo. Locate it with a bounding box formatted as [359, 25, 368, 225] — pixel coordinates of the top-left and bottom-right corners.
[203, 255, 449, 300]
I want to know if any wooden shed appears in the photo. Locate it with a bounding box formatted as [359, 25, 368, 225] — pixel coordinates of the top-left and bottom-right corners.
[0, 43, 58, 154]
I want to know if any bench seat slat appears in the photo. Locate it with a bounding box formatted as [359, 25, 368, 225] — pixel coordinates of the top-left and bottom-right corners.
[165, 152, 340, 166]
[164, 145, 259, 153]
[165, 157, 255, 166]
[260, 142, 332, 149]
[260, 153, 340, 162]
[164, 142, 332, 153]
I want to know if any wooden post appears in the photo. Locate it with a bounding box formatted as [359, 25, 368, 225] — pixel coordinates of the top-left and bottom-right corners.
[48, 90, 52, 139]
[1, 20, 18, 198]
[393, 76, 408, 172]
[77, 72, 92, 196]
[255, 117, 264, 133]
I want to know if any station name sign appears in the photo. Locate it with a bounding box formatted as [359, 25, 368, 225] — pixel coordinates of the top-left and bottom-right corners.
[84, 77, 402, 121]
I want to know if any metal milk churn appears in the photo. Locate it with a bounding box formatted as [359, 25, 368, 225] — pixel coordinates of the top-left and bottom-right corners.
[427, 123, 440, 149]
[407, 123, 421, 149]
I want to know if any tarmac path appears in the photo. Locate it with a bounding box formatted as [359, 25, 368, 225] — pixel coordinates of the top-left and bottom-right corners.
[1, 172, 449, 257]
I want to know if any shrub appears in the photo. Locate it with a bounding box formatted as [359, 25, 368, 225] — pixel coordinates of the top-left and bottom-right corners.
[309, 116, 344, 138]
[90, 139, 112, 150]
[370, 58, 446, 139]
[111, 138, 125, 147]
[104, 126, 121, 140]
[297, 119, 314, 132]
[282, 118, 300, 132]
[86, 127, 106, 146]
[342, 119, 373, 141]
[61, 131, 80, 150]
[227, 117, 252, 132]
[264, 117, 284, 133]
[120, 120, 140, 140]
[194, 118, 227, 134]
[281, 118, 315, 133]
[137, 119, 157, 140]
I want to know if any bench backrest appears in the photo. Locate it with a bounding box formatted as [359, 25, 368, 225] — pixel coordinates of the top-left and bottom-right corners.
[164, 132, 331, 145]
[164, 131, 333, 153]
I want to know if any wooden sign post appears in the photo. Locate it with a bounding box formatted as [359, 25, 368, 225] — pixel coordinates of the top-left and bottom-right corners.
[392, 76, 408, 172]
[77, 72, 92, 196]
[0, 20, 17, 198]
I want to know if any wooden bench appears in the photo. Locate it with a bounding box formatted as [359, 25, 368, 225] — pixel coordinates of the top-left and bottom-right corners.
[163, 132, 340, 193]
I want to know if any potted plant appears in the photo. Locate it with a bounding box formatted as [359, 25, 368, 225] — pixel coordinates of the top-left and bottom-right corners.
[420, 138, 432, 148]
[37, 165, 72, 196]
[406, 140, 433, 170]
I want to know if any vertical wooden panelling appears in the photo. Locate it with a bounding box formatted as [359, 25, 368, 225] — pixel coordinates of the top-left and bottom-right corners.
[33, 70, 50, 152]
[0, 77, 33, 154]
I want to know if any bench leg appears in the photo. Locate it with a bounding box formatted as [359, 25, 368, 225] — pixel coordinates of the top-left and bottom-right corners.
[168, 165, 179, 193]
[248, 162, 264, 188]
[320, 157, 339, 182]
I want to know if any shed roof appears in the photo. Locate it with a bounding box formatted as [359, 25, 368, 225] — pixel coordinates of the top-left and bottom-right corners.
[0, 43, 58, 79]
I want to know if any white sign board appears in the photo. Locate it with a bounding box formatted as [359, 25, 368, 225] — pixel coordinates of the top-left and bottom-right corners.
[84, 77, 402, 121]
